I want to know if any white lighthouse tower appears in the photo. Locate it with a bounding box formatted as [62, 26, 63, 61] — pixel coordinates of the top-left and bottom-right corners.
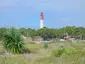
[40, 12, 44, 28]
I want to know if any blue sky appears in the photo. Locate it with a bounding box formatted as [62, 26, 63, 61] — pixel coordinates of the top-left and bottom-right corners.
[0, 0, 85, 29]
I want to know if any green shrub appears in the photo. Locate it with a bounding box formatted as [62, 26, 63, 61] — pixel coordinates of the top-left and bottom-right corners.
[3, 27, 24, 54]
[63, 48, 77, 55]
[52, 48, 64, 57]
[52, 47, 78, 57]
[44, 42, 48, 49]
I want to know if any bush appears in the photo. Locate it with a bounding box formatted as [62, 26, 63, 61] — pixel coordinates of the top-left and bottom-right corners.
[44, 42, 48, 49]
[52, 48, 78, 57]
[3, 27, 24, 54]
[63, 48, 77, 55]
[52, 48, 64, 57]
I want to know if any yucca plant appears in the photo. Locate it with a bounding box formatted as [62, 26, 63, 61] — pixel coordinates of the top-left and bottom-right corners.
[3, 27, 24, 54]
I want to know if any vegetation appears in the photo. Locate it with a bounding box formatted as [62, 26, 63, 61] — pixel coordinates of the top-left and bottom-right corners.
[52, 48, 64, 57]
[0, 28, 7, 40]
[0, 42, 85, 64]
[51, 47, 77, 57]
[0, 26, 85, 40]
[3, 28, 24, 54]
[25, 44, 41, 53]
[0, 26, 85, 64]
[44, 42, 48, 49]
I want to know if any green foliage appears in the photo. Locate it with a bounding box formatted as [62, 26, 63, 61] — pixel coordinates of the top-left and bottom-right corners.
[38, 28, 57, 40]
[44, 42, 48, 49]
[19, 28, 37, 37]
[52, 47, 79, 57]
[0, 26, 85, 41]
[0, 28, 7, 40]
[3, 27, 24, 54]
[52, 48, 64, 57]
[63, 48, 77, 55]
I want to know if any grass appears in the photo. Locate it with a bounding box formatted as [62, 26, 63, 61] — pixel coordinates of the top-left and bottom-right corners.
[0, 42, 85, 64]
[24, 43, 42, 53]
[25, 44, 41, 49]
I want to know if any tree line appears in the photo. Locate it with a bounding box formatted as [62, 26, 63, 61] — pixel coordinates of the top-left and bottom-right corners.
[0, 26, 85, 40]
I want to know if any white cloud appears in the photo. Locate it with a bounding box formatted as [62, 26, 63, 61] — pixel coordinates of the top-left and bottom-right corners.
[0, 0, 85, 12]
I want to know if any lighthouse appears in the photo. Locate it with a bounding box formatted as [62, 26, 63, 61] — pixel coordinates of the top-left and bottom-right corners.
[40, 12, 44, 28]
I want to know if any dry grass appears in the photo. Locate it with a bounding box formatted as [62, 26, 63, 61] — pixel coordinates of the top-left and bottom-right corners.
[0, 42, 85, 64]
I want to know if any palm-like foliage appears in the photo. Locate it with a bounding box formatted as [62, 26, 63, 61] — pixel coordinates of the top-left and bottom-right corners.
[3, 28, 24, 54]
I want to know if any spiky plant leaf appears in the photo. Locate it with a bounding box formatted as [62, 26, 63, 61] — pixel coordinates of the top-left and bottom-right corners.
[3, 27, 24, 54]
